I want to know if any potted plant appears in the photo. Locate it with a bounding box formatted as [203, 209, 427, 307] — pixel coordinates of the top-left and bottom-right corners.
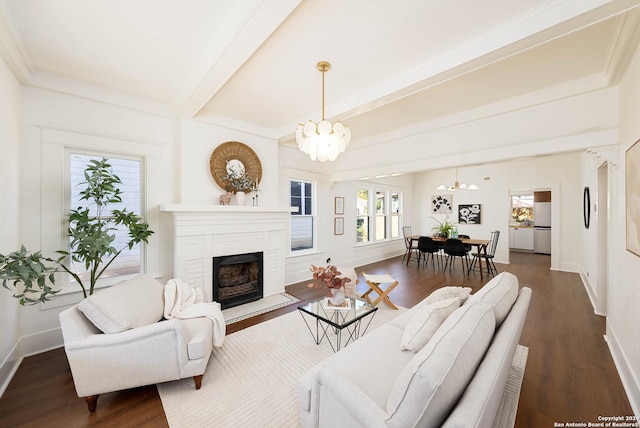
[222, 161, 258, 205]
[431, 217, 458, 238]
[0, 158, 154, 305]
[307, 265, 351, 306]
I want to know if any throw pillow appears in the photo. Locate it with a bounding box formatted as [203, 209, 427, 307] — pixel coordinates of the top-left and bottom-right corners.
[400, 297, 460, 352]
[424, 286, 472, 306]
[78, 275, 164, 334]
[465, 272, 518, 327]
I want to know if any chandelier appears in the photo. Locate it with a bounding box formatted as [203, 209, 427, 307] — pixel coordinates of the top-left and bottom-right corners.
[437, 167, 479, 191]
[296, 61, 351, 162]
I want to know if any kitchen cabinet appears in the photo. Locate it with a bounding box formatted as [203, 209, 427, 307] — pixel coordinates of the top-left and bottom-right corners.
[510, 227, 534, 251]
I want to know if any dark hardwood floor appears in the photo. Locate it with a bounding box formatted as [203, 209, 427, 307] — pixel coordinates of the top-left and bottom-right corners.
[0, 252, 633, 427]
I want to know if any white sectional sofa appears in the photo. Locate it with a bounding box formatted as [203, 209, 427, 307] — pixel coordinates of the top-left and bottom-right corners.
[298, 272, 531, 428]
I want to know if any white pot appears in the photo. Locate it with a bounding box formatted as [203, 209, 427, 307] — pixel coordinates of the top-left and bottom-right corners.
[235, 192, 246, 205]
[329, 288, 345, 306]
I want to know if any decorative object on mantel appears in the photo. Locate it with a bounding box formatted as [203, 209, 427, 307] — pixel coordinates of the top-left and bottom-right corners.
[437, 167, 478, 191]
[219, 192, 232, 205]
[296, 61, 351, 162]
[307, 265, 351, 306]
[626, 138, 640, 256]
[210, 141, 262, 202]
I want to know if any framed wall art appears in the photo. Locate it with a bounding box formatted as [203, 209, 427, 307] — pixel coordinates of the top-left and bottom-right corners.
[334, 217, 345, 235]
[626, 139, 640, 257]
[458, 204, 481, 224]
[432, 194, 452, 214]
[334, 197, 344, 215]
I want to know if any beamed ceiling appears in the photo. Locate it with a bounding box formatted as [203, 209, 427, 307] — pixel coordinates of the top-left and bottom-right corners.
[1, 0, 639, 150]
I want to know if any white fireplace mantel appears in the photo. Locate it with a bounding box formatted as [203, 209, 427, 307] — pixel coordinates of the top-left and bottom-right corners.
[160, 204, 290, 301]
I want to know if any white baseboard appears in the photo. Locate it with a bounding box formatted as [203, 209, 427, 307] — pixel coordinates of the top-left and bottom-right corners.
[605, 324, 640, 418]
[0, 328, 64, 398]
[579, 271, 606, 316]
[0, 342, 23, 398]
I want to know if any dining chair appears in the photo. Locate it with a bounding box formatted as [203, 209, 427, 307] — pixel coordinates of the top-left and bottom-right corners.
[458, 234, 472, 254]
[417, 236, 440, 269]
[402, 226, 418, 264]
[443, 238, 470, 276]
[470, 230, 500, 276]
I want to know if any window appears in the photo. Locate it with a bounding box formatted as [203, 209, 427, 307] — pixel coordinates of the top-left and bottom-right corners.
[357, 189, 370, 243]
[357, 188, 402, 243]
[290, 179, 314, 251]
[376, 191, 387, 240]
[69, 153, 144, 281]
[391, 192, 401, 238]
[511, 194, 534, 223]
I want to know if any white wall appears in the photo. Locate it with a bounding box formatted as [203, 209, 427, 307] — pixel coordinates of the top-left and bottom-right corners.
[0, 53, 23, 395]
[178, 119, 280, 207]
[13, 86, 178, 356]
[413, 153, 582, 272]
[605, 42, 640, 416]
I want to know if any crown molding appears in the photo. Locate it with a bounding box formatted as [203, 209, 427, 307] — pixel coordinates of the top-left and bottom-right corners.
[0, 0, 32, 82]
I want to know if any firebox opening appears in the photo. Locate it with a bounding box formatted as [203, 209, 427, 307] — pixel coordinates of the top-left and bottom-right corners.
[213, 252, 263, 310]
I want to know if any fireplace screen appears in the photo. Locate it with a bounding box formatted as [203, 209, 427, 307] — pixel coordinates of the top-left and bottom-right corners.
[213, 252, 263, 309]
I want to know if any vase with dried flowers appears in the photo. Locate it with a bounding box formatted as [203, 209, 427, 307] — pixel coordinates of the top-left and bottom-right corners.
[222, 160, 257, 205]
[307, 265, 351, 306]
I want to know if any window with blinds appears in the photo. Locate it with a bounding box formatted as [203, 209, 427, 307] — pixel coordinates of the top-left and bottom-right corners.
[69, 153, 144, 281]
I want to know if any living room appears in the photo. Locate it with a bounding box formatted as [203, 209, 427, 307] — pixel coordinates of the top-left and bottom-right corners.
[1, 0, 640, 425]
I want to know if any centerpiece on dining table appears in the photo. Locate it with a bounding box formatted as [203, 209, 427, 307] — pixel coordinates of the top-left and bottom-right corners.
[307, 265, 352, 307]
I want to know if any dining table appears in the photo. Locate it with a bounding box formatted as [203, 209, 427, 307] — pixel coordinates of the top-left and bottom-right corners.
[405, 235, 492, 279]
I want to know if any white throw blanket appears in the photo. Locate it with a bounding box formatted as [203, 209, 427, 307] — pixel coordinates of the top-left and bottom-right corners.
[164, 279, 226, 347]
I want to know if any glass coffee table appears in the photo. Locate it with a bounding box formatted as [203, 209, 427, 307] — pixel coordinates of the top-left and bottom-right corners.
[298, 297, 377, 352]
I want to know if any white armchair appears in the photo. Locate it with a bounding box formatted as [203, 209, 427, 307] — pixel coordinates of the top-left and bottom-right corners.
[59, 275, 215, 411]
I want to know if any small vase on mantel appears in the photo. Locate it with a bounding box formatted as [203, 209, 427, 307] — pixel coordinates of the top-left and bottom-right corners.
[235, 191, 246, 206]
[329, 288, 346, 306]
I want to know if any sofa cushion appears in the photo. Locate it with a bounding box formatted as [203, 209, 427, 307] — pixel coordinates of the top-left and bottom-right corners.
[386, 302, 496, 428]
[466, 271, 519, 327]
[78, 275, 164, 334]
[400, 297, 460, 352]
[424, 286, 472, 306]
[320, 321, 415, 410]
[389, 286, 472, 331]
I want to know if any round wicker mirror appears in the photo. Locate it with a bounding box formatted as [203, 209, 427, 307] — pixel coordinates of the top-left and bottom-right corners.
[210, 141, 262, 193]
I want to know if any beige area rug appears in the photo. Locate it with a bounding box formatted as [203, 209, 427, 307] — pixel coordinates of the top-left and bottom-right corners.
[158, 307, 528, 428]
[221, 292, 301, 325]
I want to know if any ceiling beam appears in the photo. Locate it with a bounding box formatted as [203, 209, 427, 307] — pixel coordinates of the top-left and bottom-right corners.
[176, 0, 302, 118]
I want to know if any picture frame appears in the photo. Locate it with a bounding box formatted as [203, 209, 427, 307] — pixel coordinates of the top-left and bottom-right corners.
[626, 139, 640, 257]
[432, 194, 452, 214]
[458, 204, 481, 224]
[334, 197, 344, 215]
[334, 217, 344, 235]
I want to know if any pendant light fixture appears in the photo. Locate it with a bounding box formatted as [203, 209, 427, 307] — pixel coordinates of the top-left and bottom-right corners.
[296, 61, 351, 162]
[437, 167, 479, 191]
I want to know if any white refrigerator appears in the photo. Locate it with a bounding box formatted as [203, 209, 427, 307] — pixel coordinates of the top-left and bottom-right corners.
[534, 202, 551, 254]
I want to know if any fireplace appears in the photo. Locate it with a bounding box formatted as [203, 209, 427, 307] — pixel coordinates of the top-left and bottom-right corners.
[213, 251, 264, 309]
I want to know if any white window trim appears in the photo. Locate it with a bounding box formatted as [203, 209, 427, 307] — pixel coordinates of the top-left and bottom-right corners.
[38, 126, 162, 301]
[356, 186, 404, 245]
[289, 177, 317, 254]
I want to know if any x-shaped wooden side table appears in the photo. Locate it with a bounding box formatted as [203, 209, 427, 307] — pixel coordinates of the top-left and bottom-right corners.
[361, 272, 399, 310]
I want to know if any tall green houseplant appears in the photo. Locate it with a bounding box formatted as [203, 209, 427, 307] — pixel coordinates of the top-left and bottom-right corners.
[0, 158, 154, 305]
